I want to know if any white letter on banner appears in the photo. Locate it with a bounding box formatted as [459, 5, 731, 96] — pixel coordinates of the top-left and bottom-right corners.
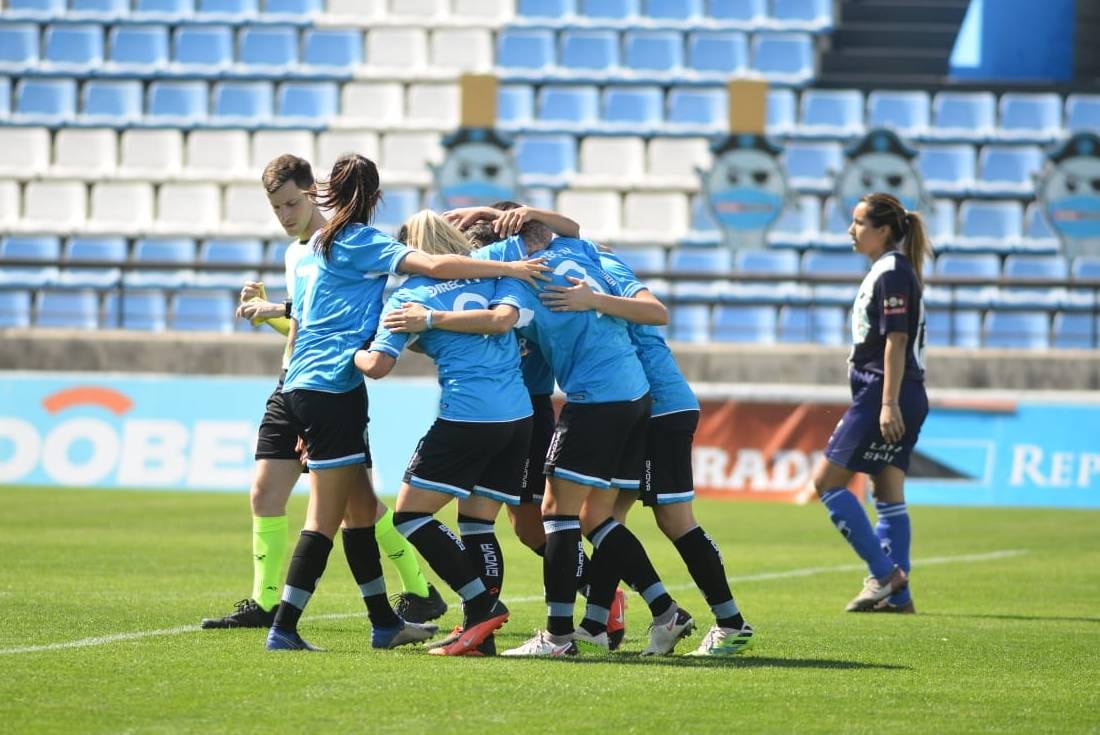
[0, 418, 42, 482]
[42, 418, 119, 485]
[1009, 444, 1047, 487]
[692, 447, 730, 491]
[769, 450, 809, 491]
[188, 421, 253, 488]
[1049, 452, 1074, 487]
[1077, 454, 1100, 488]
[728, 449, 769, 491]
[118, 420, 189, 486]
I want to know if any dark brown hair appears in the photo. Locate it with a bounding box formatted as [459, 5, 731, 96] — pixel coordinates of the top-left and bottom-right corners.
[860, 192, 932, 284]
[261, 154, 315, 194]
[314, 154, 383, 260]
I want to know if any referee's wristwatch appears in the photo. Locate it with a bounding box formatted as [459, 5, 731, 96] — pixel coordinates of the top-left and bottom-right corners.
[283, 299, 292, 318]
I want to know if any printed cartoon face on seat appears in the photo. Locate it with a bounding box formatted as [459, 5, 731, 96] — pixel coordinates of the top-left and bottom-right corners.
[433, 128, 521, 210]
[834, 129, 931, 216]
[1036, 132, 1100, 256]
[698, 133, 789, 250]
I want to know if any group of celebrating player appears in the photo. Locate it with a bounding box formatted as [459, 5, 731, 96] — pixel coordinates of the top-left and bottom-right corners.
[200, 150, 931, 657]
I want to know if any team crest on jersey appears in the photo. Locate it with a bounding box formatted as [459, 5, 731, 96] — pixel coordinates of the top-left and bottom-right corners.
[1036, 132, 1100, 256]
[834, 129, 932, 216]
[883, 295, 907, 315]
[432, 128, 522, 210]
[698, 133, 791, 250]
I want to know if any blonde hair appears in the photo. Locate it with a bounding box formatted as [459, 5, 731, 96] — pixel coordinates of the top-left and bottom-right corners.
[402, 210, 474, 256]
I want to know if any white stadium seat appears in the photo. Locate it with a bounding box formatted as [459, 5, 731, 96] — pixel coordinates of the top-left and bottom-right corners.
[119, 129, 183, 178]
[366, 29, 428, 73]
[557, 190, 622, 243]
[23, 181, 86, 232]
[155, 183, 221, 234]
[622, 192, 690, 240]
[251, 130, 316, 171]
[430, 29, 493, 71]
[90, 181, 154, 232]
[0, 181, 20, 228]
[0, 128, 50, 176]
[380, 131, 442, 183]
[340, 82, 405, 128]
[317, 130, 381, 175]
[578, 136, 646, 182]
[406, 83, 460, 128]
[223, 183, 282, 236]
[53, 128, 117, 178]
[647, 138, 711, 182]
[185, 130, 251, 181]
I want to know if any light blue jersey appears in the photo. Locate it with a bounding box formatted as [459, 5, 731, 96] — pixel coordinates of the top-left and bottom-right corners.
[370, 275, 532, 423]
[484, 236, 650, 404]
[283, 224, 414, 394]
[599, 252, 700, 417]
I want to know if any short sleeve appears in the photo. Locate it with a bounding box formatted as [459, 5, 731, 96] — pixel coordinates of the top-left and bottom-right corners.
[369, 291, 413, 357]
[475, 236, 524, 263]
[344, 227, 415, 276]
[491, 276, 533, 312]
[876, 268, 911, 335]
[599, 252, 646, 299]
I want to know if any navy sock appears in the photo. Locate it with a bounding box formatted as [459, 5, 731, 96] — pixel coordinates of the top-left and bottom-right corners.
[875, 502, 912, 604]
[458, 513, 504, 601]
[673, 525, 743, 629]
[543, 515, 582, 636]
[341, 526, 400, 628]
[821, 488, 895, 580]
[272, 530, 332, 633]
[579, 518, 621, 636]
[590, 520, 673, 619]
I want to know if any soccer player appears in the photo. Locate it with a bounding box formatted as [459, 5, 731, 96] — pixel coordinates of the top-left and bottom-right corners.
[811, 192, 931, 614]
[201, 154, 446, 631]
[265, 154, 549, 650]
[540, 246, 755, 656]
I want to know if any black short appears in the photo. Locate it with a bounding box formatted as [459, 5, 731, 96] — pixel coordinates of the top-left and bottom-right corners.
[544, 393, 651, 490]
[255, 371, 299, 461]
[405, 416, 533, 505]
[283, 384, 373, 470]
[638, 410, 698, 507]
[519, 394, 556, 504]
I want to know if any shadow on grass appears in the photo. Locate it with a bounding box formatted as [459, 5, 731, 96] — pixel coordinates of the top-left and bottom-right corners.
[507, 655, 909, 671]
[921, 612, 1100, 624]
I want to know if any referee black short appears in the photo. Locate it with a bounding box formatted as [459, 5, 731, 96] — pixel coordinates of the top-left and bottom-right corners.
[283, 383, 373, 470]
[638, 409, 698, 507]
[519, 394, 556, 504]
[405, 416, 533, 505]
[254, 371, 299, 461]
[544, 393, 651, 490]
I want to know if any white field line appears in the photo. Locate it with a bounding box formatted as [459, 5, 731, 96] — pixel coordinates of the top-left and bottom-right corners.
[0, 549, 1027, 656]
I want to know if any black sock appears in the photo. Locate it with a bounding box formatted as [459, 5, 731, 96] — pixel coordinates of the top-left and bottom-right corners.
[392, 511, 494, 625]
[272, 530, 332, 633]
[543, 514, 582, 636]
[458, 513, 504, 600]
[533, 543, 545, 556]
[579, 518, 621, 636]
[341, 526, 400, 628]
[674, 525, 743, 628]
[596, 521, 674, 618]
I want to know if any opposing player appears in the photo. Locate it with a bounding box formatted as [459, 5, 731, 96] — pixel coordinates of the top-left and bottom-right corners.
[201, 154, 445, 631]
[812, 192, 931, 614]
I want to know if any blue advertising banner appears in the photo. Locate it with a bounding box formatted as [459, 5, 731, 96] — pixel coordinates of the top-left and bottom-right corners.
[0, 373, 440, 494]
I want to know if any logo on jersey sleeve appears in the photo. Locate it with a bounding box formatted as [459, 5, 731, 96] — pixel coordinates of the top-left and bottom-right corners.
[882, 295, 908, 315]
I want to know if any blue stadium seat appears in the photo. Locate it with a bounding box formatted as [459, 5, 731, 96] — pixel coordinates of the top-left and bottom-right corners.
[925, 308, 983, 348]
[0, 78, 9, 117]
[58, 237, 127, 288]
[579, 0, 639, 18]
[706, 0, 765, 23]
[560, 30, 620, 71]
[537, 85, 599, 128]
[820, 196, 853, 247]
[373, 188, 422, 234]
[613, 247, 665, 274]
[108, 25, 170, 73]
[669, 304, 710, 342]
[302, 29, 362, 69]
[930, 92, 995, 142]
[772, 0, 832, 30]
[173, 25, 234, 71]
[602, 86, 663, 128]
[975, 145, 1043, 196]
[645, 0, 703, 20]
[735, 249, 800, 274]
[239, 26, 299, 72]
[867, 90, 930, 137]
[498, 85, 535, 125]
[43, 24, 103, 70]
[799, 89, 864, 137]
[170, 291, 235, 332]
[7, 0, 66, 18]
[918, 145, 975, 196]
[997, 93, 1062, 141]
[1052, 312, 1096, 349]
[926, 199, 958, 246]
[784, 142, 843, 193]
[1022, 202, 1057, 245]
[958, 201, 1023, 249]
[265, 0, 322, 14]
[36, 290, 100, 329]
[0, 236, 61, 288]
[686, 31, 748, 75]
[984, 310, 1049, 349]
[497, 29, 557, 71]
[1065, 94, 1100, 134]
[769, 196, 820, 248]
[669, 247, 731, 273]
[778, 305, 846, 343]
[935, 254, 1000, 308]
[515, 135, 577, 180]
[712, 305, 776, 343]
[1003, 254, 1067, 280]
[0, 291, 33, 328]
[751, 33, 814, 84]
[135, 0, 195, 19]
[103, 291, 168, 331]
[624, 31, 683, 73]
[198, 0, 258, 19]
[71, 0, 130, 18]
[15, 79, 77, 122]
[767, 88, 797, 134]
[124, 238, 196, 289]
[518, 0, 575, 17]
[265, 240, 289, 265]
[82, 80, 144, 124]
[810, 306, 846, 345]
[277, 82, 338, 126]
[213, 82, 274, 126]
[0, 24, 40, 73]
[923, 308, 951, 347]
[801, 250, 865, 276]
[667, 88, 725, 128]
[194, 239, 263, 288]
[1072, 256, 1100, 280]
[148, 81, 208, 124]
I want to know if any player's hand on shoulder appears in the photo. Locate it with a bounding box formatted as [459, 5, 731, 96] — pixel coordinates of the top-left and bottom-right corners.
[540, 276, 597, 312]
[382, 302, 431, 333]
[510, 257, 552, 287]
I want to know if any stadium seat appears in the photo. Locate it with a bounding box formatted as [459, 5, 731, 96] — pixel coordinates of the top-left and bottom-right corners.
[135, 0, 195, 20]
[926, 199, 958, 246]
[997, 93, 1062, 142]
[613, 246, 665, 274]
[498, 85, 535, 125]
[925, 308, 983, 348]
[277, 82, 338, 126]
[340, 82, 403, 127]
[623, 192, 690, 239]
[53, 128, 117, 178]
[647, 137, 709, 185]
[365, 28, 429, 71]
[669, 304, 710, 342]
[784, 142, 843, 193]
[35, 290, 100, 329]
[767, 88, 797, 135]
[1065, 94, 1100, 134]
[90, 182, 155, 232]
[769, 196, 820, 248]
[197, 0, 258, 20]
[106, 25, 169, 74]
[929, 92, 996, 142]
[213, 82, 274, 126]
[0, 78, 9, 118]
[238, 26, 299, 73]
[265, 0, 323, 15]
[43, 24, 103, 70]
[669, 246, 732, 274]
[867, 90, 930, 138]
[82, 80, 143, 125]
[103, 291, 168, 331]
[316, 130, 380, 174]
[538, 85, 600, 128]
[686, 31, 749, 75]
[624, 31, 683, 73]
[579, 0, 638, 18]
[918, 145, 976, 196]
[518, 0, 575, 16]
[776, 306, 818, 343]
[1022, 202, 1057, 244]
[556, 190, 622, 240]
[451, 0, 512, 21]
[23, 182, 86, 232]
[646, 0, 702, 20]
[193, 239, 263, 288]
[496, 29, 556, 71]
[667, 88, 726, 129]
[431, 29, 493, 71]
[0, 291, 33, 329]
[302, 29, 362, 70]
[935, 253, 1000, 308]
[251, 129, 313, 172]
[1003, 254, 1067, 281]
[799, 89, 864, 138]
[58, 237, 127, 288]
[124, 238, 196, 289]
[957, 200, 1023, 250]
[0, 24, 40, 73]
[379, 131, 441, 181]
[71, 0, 130, 18]
[1072, 256, 1100, 281]
[515, 135, 577, 182]
[0, 128, 51, 177]
[580, 137, 645, 179]
[372, 188, 423, 234]
[170, 291, 235, 332]
[120, 129, 183, 177]
[751, 33, 814, 85]
[1052, 312, 1096, 350]
[984, 310, 1049, 350]
[801, 250, 865, 276]
[772, 0, 832, 30]
[405, 83, 459, 128]
[560, 30, 620, 72]
[975, 145, 1044, 196]
[173, 25, 234, 72]
[735, 249, 800, 275]
[0, 236, 62, 288]
[223, 183, 281, 235]
[15, 79, 77, 123]
[712, 305, 777, 343]
[706, 0, 765, 24]
[6, 0, 66, 18]
[603, 86, 664, 129]
[148, 81, 208, 125]
[155, 183, 221, 235]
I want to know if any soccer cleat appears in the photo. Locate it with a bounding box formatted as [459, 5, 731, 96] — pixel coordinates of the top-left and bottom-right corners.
[687, 623, 754, 657]
[265, 627, 322, 651]
[391, 584, 449, 624]
[572, 628, 610, 653]
[201, 598, 277, 629]
[427, 600, 509, 656]
[607, 587, 627, 651]
[500, 630, 578, 657]
[641, 606, 695, 656]
[845, 567, 909, 612]
[371, 619, 439, 649]
[872, 598, 917, 614]
[426, 625, 497, 656]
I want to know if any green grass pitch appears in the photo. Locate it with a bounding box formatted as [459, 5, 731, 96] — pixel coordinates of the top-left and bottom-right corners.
[1, 486, 1097, 734]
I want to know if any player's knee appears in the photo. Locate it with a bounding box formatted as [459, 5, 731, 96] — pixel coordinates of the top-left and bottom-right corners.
[654, 505, 694, 539]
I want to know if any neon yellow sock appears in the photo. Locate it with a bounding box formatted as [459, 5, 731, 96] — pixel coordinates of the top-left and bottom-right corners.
[375, 507, 430, 597]
[251, 515, 289, 612]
